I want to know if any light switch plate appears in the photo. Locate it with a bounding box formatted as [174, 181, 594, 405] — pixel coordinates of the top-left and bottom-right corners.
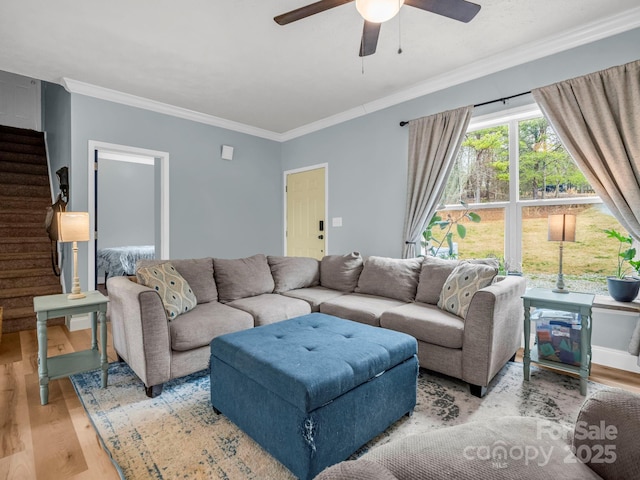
[332, 217, 342, 227]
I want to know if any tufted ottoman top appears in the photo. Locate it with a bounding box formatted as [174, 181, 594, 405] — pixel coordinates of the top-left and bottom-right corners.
[210, 312, 417, 412]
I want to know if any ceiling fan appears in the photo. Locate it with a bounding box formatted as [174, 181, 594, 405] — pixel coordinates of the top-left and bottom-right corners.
[274, 0, 481, 57]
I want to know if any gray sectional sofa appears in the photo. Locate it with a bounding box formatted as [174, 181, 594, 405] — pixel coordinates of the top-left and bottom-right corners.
[107, 252, 526, 398]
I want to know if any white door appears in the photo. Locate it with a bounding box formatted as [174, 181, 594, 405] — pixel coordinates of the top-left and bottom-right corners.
[0, 71, 41, 130]
[286, 167, 326, 260]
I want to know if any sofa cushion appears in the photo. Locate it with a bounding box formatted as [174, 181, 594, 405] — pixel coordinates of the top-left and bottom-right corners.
[169, 301, 254, 351]
[356, 256, 423, 302]
[282, 286, 347, 312]
[415, 257, 500, 305]
[227, 293, 311, 326]
[414, 256, 459, 305]
[137, 257, 217, 304]
[438, 262, 498, 319]
[267, 256, 320, 293]
[320, 252, 364, 292]
[136, 262, 197, 320]
[213, 254, 275, 303]
[320, 293, 406, 327]
[380, 302, 464, 349]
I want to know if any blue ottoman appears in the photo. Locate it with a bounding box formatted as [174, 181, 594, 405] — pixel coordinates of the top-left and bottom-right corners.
[210, 312, 418, 480]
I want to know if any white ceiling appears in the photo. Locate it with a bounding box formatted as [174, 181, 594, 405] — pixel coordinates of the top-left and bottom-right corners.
[1, 0, 639, 139]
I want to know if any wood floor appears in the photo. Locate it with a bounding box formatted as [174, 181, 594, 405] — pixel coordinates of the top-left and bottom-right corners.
[1, 327, 639, 480]
[0, 325, 119, 480]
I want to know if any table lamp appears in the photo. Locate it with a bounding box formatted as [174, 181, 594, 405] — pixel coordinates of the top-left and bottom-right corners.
[57, 212, 90, 299]
[548, 213, 576, 294]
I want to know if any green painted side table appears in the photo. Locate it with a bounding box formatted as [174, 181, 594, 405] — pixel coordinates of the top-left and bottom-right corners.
[33, 290, 109, 405]
[522, 288, 594, 396]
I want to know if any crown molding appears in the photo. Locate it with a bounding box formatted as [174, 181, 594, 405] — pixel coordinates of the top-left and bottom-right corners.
[61, 78, 283, 142]
[61, 7, 640, 143]
[280, 6, 640, 141]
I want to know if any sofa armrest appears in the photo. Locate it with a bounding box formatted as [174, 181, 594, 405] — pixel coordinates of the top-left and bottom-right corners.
[314, 459, 399, 480]
[573, 389, 640, 480]
[107, 276, 171, 388]
[461, 275, 526, 387]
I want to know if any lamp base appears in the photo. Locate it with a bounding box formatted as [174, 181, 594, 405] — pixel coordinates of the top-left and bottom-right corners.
[67, 292, 86, 300]
[553, 242, 570, 294]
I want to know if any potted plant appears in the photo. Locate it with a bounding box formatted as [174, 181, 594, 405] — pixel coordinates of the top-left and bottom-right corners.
[604, 228, 640, 302]
[421, 201, 481, 258]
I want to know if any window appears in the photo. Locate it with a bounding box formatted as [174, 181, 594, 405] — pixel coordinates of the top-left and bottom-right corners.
[431, 105, 628, 295]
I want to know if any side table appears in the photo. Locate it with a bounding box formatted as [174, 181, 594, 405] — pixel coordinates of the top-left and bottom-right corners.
[33, 290, 109, 405]
[522, 288, 594, 395]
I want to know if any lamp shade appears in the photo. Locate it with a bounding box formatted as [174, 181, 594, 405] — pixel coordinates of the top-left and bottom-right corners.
[548, 214, 576, 242]
[57, 212, 90, 242]
[356, 0, 404, 23]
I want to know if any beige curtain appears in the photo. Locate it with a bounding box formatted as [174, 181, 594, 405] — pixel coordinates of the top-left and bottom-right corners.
[402, 105, 473, 258]
[532, 59, 640, 240]
[532, 59, 640, 365]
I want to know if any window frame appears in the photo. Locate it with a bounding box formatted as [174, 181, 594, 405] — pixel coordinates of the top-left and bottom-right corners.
[440, 103, 603, 271]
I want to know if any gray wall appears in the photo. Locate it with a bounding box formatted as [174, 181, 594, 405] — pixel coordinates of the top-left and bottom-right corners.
[42, 82, 71, 190]
[592, 310, 637, 352]
[66, 94, 283, 291]
[281, 28, 640, 260]
[42, 81, 72, 289]
[97, 159, 155, 249]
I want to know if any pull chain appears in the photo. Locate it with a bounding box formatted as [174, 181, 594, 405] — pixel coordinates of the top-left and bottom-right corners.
[398, 0, 403, 54]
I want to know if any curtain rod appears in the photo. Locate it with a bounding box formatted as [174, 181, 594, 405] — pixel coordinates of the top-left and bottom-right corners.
[399, 91, 532, 127]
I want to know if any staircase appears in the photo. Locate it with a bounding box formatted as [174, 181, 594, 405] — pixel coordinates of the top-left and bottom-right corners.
[0, 124, 63, 333]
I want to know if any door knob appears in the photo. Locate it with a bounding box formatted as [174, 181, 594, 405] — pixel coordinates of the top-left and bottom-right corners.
[318, 235, 324, 240]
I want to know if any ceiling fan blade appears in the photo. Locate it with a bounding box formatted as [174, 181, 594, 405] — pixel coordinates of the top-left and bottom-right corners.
[404, 0, 481, 23]
[359, 21, 381, 57]
[274, 0, 354, 25]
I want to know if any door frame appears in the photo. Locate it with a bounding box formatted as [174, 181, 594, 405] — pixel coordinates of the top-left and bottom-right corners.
[87, 140, 170, 290]
[283, 163, 328, 256]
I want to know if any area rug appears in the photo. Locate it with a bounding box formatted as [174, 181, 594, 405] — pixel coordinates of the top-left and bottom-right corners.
[70, 361, 610, 480]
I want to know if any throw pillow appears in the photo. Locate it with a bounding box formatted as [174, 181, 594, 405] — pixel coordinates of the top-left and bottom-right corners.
[437, 261, 498, 319]
[415, 256, 460, 305]
[137, 257, 217, 304]
[355, 256, 423, 302]
[136, 262, 197, 320]
[416, 256, 500, 305]
[213, 254, 275, 303]
[267, 256, 320, 293]
[320, 252, 364, 292]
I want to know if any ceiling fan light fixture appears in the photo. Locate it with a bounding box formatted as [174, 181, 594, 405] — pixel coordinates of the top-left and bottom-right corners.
[356, 0, 404, 23]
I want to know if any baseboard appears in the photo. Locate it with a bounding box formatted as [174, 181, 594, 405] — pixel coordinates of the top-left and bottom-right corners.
[592, 345, 640, 374]
[67, 314, 91, 331]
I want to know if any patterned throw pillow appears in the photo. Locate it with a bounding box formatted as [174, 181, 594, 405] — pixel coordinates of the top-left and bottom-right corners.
[136, 262, 197, 320]
[437, 262, 498, 319]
